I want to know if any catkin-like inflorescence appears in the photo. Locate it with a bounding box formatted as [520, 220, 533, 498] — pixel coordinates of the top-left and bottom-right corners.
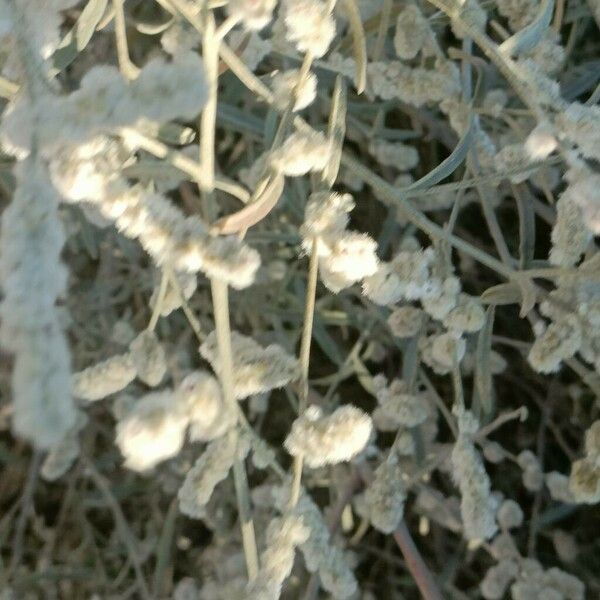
[178, 431, 250, 518]
[115, 391, 189, 471]
[0, 160, 76, 448]
[200, 331, 298, 399]
[128, 330, 167, 387]
[363, 459, 406, 533]
[518, 450, 544, 492]
[245, 515, 309, 600]
[270, 128, 331, 176]
[451, 410, 498, 541]
[283, 0, 336, 58]
[72, 353, 137, 402]
[175, 371, 236, 441]
[284, 404, 372, 467]
[273, 487, 358, 598]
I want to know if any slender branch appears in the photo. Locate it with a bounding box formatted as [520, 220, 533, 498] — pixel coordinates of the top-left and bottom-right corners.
[210, 279, 259, 580]
[393, 522, 444, 600]
[112, 0, 140, 80]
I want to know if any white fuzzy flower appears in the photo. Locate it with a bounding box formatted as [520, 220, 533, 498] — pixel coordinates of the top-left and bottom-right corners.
[372, 378, 428, 430]
[284, 404, 372, 467]
[368, 139, 419, 171]
[443, 295, 486, 334]
[524, 122, 557, 161]
[200, 331, 298, 399]
[393, 4, 434, 60]
[72, 354, 137, 402]
[129, 330, 167, 387]
[387, 306, 424, 338]
[176, 371, 236, 441]
[319, 232, 379, 293]
[528, 315, 582, 374]
[363, 248, 440, 306]
[421, 276, 461, 320]
[270, 129, 331, 176]
[116, 391, 189, 471]
[283, 0, 336, 58]
[272, 68, 318, 111]
[228, 0, 277, 31]
[497, 499, 524, 530]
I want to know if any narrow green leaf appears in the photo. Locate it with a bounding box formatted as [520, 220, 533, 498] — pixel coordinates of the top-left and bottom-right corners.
[474, 306, 495, 420]
[342, 0, 367, 94]
[514, 183, 536, 269]
[481, 282, 523, 306]
[52, 0, 109, 74]
[499, 0, 555, 58]
[402, 116, 474, 192]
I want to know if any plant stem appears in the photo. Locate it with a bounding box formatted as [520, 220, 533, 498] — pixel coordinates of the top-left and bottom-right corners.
[210, 278, 259, 580]
[289, 237, 320, 509]
[393, 521, 444, 600]
[112, 0, 140, 80]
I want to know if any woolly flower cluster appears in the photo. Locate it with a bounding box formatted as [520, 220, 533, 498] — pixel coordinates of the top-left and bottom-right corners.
[0, 162, 75, 450]
[367, 59, 461, 107]
[113, 368, 235, 472]
[569, 420, 600, 504]
[361, 459, 407, 533]
[228, 0, 277, 31]
[246, 515, 309, 600]
[2, 52, 208, 157]
[371, 376, 428, 431]
[528, 315, 582, 374]
[200, 331, 298, 399]
[393, 4, 435, 60]
[284, 405, 372, 467]
[72, 330, 166, 401]
[451, 410, 498, 541]
[51, 137, 260, 289]
[282, 0, 336, 58]
[363, 247, 440, 306]
[178, 431, 250, 519]
[270, 128, 331, 176]
[272, 68, 318, 112]
[301, 191, 379, 293]
[273, 487, 357, 598]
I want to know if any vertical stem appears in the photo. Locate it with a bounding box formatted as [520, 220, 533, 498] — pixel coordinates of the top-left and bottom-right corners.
[210, 278, 259, 579]
[393, 521, 444, 600]
[199, 11, 219, 220]
[112, 0, 139, 80]
[289, 237, 320, 509]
